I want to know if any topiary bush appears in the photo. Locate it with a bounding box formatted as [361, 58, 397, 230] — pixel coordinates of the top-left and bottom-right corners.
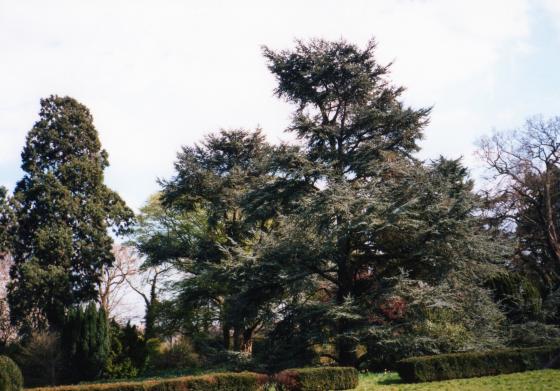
[31, 371, 268, 391]
[396, 345, 560, 383]
[0, 356, 23, 391]
[274, 367, 358, 390]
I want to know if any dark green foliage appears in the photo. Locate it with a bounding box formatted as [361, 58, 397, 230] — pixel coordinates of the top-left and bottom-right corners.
[62, 303, 110, 382]
[8, 96, 134, 330]
[105, 321, 141, 379]
[506, 322, 560, 347]
[145, 337, 201, 372]
[118, 323, 146, 373]
[153, 129, 282, 352]
[31, 372, 268, 391]
[544, 286, 560, 324]
[396, 345, 560, 383]
[485, 271, 543, 323]
[274, 367, 358, 391]
[0, 356, 23, 391]
[14, 331, 63, 387]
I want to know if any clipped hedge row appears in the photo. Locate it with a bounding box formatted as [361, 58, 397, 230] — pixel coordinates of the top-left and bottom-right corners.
[31, 372, 268, 391]
[0, 356, 23, 391]
[30, 367, 359, 391]
[274, 367, 359, 391]
[396, 345, 560, 383]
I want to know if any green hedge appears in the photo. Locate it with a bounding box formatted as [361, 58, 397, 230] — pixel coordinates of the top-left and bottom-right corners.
[30, 372, 268, 391]
[0, 356, 23, 391]
[396, 345, 560, 383]
[274, 367, 358, 390]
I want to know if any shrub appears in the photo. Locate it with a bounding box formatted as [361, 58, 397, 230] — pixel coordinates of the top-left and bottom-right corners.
[0, 356, 23, 391]
[62, 304, 110, 383]
[148, 337, 201, 371]
[274, 367, 358, 391]
[31, 372, 268, 391]
[396, 345, 560, 383]
[507, 322, 560, 347]
[15, 331, 63, 387]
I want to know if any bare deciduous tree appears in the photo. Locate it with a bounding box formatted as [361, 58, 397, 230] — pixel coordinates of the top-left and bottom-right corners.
[478, 116, 560, 286]
[0, 253, 17, 345]
[97, 244, 142, 320]
[124, 262, 171, 339]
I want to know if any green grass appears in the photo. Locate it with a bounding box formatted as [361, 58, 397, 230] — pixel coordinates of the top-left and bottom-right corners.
[355, 369, 560, 390]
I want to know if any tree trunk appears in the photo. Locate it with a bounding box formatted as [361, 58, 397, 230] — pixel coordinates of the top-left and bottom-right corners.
[223, 323, 231, 350]
[233, 325, 243, 351]
[336, 260, 357, 366]
[240, 328, 254, 354]
[144, 301, 157, 340]
[231, 325, 255, 353]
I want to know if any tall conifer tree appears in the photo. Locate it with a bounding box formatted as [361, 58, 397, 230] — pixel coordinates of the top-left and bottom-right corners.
[8, 96, 134, 330]
[259, 39, 506, 366]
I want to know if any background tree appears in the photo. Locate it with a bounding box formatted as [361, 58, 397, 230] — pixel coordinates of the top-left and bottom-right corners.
[0, 255, 16, 348]
[7, 95, 134, 331]
[479, 117, 560, 284]
[125, 261, 171, 341]
[478, 116, 560, 324]
[98, 245, 141, 320]
[0, 187, 12, 255]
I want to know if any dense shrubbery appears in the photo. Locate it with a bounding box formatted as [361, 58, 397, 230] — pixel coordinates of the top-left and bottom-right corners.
[144, 337, 201, 372]
[396, 345, 560, 382]
[0, 356, 22, 391]
[506, 322, 560, 347]
[274, 367, 358, 391]
[361, 277, 506, 371]
[62, 304, 110, 383]
[32, 372, 268, 391]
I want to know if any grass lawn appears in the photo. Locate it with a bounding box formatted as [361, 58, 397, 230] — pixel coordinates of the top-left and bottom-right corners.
[355, 369, 560, 390]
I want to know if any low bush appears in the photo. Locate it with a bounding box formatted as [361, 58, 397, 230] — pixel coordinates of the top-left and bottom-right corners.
[507, 322, 560, 347]
[396, 345, 560, 382]
[0, 356, 23, 391]
[274, 367, 358, 390]
[31, 372, 268, 391]
[145, 337, 201, 372]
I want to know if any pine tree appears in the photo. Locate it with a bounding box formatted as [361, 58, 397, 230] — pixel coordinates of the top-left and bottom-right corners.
[8, 96, 134, 330]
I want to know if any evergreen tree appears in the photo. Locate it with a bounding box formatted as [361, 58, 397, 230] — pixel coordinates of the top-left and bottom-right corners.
[8, 96, 134, 330]
[105, 320, 142, 379]
[256, 39, 507, 366]
[61, 303, 110, 382]
[158, 129, 279, 352]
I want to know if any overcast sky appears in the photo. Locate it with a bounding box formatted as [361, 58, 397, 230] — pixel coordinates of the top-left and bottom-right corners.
[2, 0, 560, 212]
